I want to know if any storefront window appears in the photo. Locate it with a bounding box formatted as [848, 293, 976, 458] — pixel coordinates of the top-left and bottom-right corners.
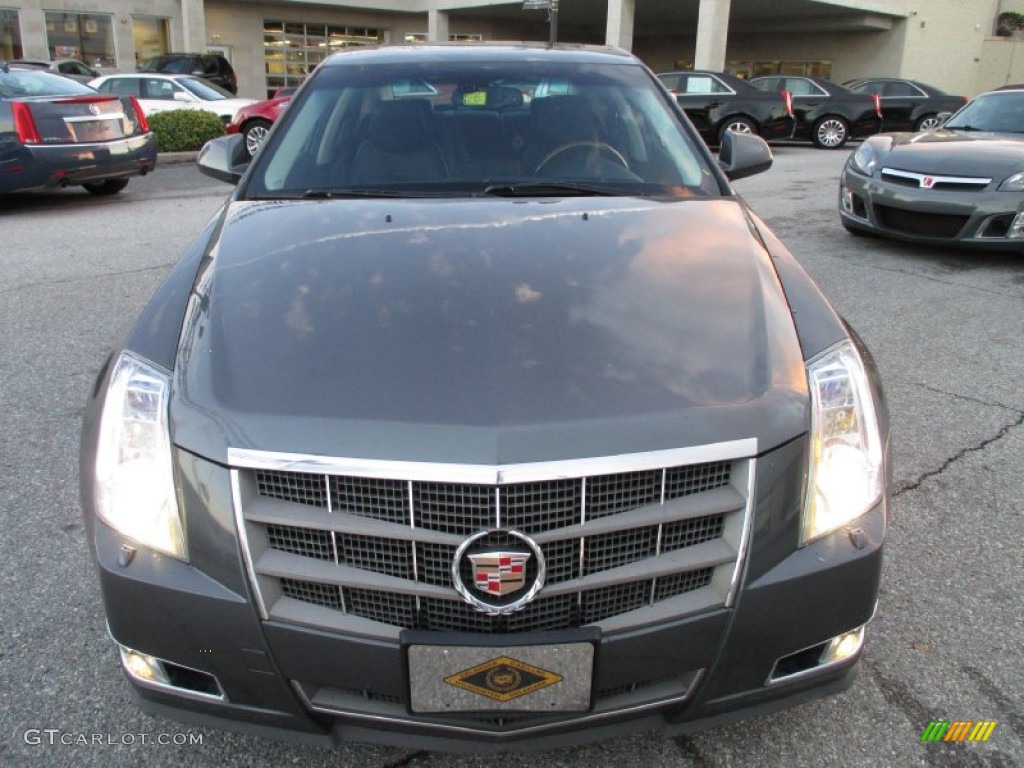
[0, 8, 23, 60]
[133, 17, 169, 67]
[44, 12, 115, 67]
[729, 60, 833, 79]
[264, 20, 384, 98]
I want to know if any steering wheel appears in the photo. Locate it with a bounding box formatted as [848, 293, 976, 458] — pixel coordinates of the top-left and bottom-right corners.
[535, 141, 630, 175]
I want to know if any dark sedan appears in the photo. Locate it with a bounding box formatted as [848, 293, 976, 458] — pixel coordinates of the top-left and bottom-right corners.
[750, 75, 881, 148]
[81, 44, 888, 751]
[658, 69, 794, 145]
[0, 63, 156, 195]
[843, 77, 967, 133]
[839, 88, 1024, 249]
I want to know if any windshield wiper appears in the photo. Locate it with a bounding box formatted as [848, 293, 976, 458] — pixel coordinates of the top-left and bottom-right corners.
[301, 188, 419, 199]
[944, 124, 986, 131]
[482, 182, 625, 198]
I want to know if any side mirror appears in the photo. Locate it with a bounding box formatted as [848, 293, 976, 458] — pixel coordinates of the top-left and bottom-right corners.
[935, 111, 953, 126]
[718, 131, 773, 181]
[197, 134, 250, 184]
[173, 90, 192, 103]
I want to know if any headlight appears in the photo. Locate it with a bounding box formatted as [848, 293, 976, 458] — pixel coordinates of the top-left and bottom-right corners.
[847, 143, 876, 176]
[94, 353, 185, 559]
[998, 171, 1024, 191]
[802, 341, 883, 545]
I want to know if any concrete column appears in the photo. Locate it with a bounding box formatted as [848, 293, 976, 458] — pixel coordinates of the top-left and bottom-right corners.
[428, 9, 450, 42]
[180, 0, 207, 51]
[694, 0, 731, 70]
[606, 0, 636, 51]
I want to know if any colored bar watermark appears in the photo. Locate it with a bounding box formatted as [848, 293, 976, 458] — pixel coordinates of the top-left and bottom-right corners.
[921, 721, 998, 742]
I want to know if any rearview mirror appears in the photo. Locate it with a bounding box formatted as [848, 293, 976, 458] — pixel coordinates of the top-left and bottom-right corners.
[197, 134, 250, 184]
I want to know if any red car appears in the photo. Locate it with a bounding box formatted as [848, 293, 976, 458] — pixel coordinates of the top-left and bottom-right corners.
[226, 89, 294, 157]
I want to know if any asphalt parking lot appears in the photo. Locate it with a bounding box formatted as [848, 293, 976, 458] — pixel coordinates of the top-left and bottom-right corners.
[1, 146, 1021, 768]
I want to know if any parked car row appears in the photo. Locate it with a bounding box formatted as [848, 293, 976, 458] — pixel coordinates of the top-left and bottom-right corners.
[660, 70, 967, 151]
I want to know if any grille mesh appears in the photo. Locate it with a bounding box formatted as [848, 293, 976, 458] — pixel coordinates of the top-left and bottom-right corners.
[248, 458, 740, 633]
[257, 471, 326, 506]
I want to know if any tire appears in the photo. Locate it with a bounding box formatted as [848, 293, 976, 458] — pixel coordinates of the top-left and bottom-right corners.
[915, 113, 942, 132]
[243, 119, 272, 157]
[718, 116, 757, 145]
[813, 116, 849, 149]
[82, 179, 129, 196]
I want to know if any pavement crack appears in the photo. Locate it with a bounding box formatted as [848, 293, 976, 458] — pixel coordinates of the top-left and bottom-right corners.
[894, 409, 1024, 497]
[0, 261, 176, 297]
[962, 665, 1024, 738]
[901, 379, 1022, 412]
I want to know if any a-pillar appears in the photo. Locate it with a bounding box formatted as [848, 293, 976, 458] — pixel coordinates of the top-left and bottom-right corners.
[429, 9, 450, 42]
[605, 0, 636, 51]
[694, 0, 731, 70]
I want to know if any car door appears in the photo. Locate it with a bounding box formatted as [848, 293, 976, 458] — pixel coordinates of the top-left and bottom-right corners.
[850, 80, 919, 131]
[140, 78, 197, 116]
[670, 74, 734, 142]
[780, 77, 829, 126]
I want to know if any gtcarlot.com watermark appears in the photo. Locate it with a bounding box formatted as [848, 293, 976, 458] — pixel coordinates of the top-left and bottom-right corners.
[24, 729, 203, 747]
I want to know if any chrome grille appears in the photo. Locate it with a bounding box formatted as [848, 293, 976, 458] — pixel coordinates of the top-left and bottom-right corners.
[233, 443, 754, 638]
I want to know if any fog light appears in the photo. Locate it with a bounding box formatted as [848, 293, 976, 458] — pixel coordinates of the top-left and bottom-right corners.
[840, 186, 855, 213]
[1007, 212, 1024, 239]
[119, 647, 169, 685]
[822, 626, 865, 664]
[769, 624, 867, 683]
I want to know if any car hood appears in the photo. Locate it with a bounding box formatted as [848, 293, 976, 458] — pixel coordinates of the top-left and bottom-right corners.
[879, 129, 1024, 177]
[171, 197, 809, 465]
[208, 97, 257, 113]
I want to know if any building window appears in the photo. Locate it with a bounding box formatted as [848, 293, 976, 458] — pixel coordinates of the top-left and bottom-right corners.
[0, 8, 23, 60]
[44, 12, 115, 67]
[264, 20, 383, 98]
[133, 17, 170, 67]
[726, 60, 833, 79]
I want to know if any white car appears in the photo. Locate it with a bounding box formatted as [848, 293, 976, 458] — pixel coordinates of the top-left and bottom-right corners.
[89, 73, 256, 123]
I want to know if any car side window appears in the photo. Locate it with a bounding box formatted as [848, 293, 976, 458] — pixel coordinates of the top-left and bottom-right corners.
[658, 74, 680, 91]
[683, 75, 731, 94]
[752, 77, 781, 91]
[785, 78, 826, 97]
[105, 78, 141, 97]
[144, 79, 179, 100]
[883, 82, 924, 97]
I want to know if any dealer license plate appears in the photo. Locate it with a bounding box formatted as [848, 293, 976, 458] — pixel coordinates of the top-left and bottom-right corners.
[408, 642, 594, 713]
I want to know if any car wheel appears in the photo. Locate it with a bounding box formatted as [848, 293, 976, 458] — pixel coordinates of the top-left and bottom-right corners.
[718, 117, 757, 144]
[813, 116, 849, 149]
[915, 114, 942, 132]
[82, 179, 130, 196]
[243, 119, 272, 157]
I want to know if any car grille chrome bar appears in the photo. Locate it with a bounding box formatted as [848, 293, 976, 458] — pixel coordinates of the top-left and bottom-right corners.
[229, 440, 756, 638]
[880, 167, 991, 191]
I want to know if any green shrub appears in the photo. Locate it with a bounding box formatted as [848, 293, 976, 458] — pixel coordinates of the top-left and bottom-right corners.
[148, 109, 226, 152]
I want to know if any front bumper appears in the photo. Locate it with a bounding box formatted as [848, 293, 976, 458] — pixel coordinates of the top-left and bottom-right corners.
[840, 168, 1024, 250]
[0, 133, 156, 194]
[86, 441, 885, 751]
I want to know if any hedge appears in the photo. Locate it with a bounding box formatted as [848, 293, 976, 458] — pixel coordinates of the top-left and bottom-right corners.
[148, 109, 226, 152]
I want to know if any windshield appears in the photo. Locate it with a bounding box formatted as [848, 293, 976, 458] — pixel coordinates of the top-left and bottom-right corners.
[0, 69, 97, 99]
[244, 57, 719, 200]
[945, 91, 1024, 132]
[179, 77, 232, 101]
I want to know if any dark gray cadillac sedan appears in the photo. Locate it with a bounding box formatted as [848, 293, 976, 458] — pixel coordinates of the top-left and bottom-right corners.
[80, 44, 889, 750]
